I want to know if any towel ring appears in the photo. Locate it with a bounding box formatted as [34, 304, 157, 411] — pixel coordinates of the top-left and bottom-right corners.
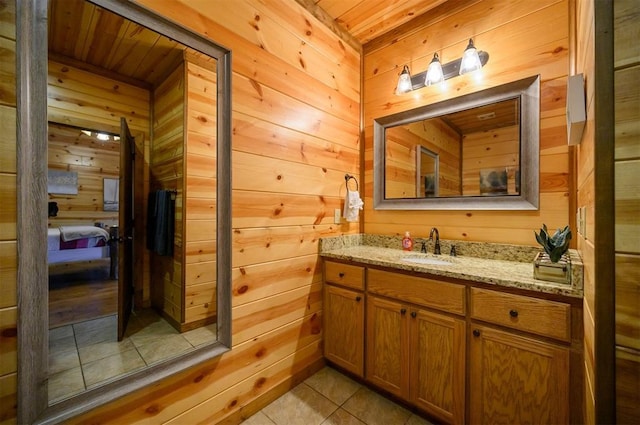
[345, 174, 358, 191]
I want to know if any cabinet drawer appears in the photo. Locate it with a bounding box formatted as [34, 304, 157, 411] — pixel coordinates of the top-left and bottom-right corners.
[470, 288, 570, 341]
[325, 261, 365, 290]
[367, 269, 465, 315]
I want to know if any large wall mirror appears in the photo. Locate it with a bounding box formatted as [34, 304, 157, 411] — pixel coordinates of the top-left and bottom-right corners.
[17, 0, 231, 423]
[374, 75, 540, 210]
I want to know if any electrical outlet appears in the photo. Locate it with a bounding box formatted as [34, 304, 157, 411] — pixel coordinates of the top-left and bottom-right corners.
[334, 208, 341, 224]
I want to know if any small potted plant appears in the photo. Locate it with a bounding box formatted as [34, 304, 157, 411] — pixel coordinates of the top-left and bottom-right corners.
[533, 224, 572, 283]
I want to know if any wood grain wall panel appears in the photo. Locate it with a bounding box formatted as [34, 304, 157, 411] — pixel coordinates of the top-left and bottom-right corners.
[151, 61, 185, 321]
[231, 254, 322, 307]
[185, 0, 360, 102]
[615, 3, 640, 422]
[0, 372, 16, 423]
[0, 307, 16, 376]
[615, 160, 640, 253]
[615, 254, 640, 350]
[47, 124, 120, 226]
[0, 106, 15, 174]
[183, 61, 217, 326]
[233, 112, 359, 169]
[232, 224, 336, 269]
[0, 37, 16, 107]
[233, 191, 343, 228]
[0, 174, 16, 241]
[363, 0, 571, 246]
[233, 283, 322, 345]
[234, 73, 359, 146]
[615, 65, 640, 160]
[0, 242, 16, 309]
[616, 347, 640, 424]
[1, 2, 16, 422]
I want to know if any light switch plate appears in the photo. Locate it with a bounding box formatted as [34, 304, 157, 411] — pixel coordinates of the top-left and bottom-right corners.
[334, 208, 341, 224]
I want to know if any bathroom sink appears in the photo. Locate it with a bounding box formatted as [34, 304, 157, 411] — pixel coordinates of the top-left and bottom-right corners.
[400, 255, 453, 266]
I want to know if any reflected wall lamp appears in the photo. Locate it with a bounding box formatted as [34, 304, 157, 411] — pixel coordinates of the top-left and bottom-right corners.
[396, 39, 489, 95]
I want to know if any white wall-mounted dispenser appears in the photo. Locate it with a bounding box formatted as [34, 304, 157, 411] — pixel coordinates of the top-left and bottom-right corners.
[566, 73, 586, 145]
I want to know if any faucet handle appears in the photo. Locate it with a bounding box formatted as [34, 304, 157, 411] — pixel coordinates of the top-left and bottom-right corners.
[450, 245, 457, 257]
[420, 241, 427, 253]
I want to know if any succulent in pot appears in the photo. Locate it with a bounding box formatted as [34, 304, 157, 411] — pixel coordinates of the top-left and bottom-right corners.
[534, 224, 572, 263]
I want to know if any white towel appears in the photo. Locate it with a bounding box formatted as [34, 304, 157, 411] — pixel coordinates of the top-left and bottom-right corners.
[343, 189, 364, 222]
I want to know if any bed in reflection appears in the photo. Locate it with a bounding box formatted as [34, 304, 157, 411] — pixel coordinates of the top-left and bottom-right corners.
[47, 225, 117, 278]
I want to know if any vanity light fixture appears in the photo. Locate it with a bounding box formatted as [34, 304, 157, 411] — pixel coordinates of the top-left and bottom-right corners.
[395, 38, 489, 95]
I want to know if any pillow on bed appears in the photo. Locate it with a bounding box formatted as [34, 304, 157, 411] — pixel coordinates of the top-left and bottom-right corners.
[59, 225, 110, 242]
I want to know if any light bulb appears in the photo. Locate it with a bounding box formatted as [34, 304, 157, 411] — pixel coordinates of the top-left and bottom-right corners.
[395, 65, 412, 94]
[459, 39, 482, 75]
[425, 53, 444, 86]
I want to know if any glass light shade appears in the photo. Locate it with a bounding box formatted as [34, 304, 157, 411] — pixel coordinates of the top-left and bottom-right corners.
[395, 65, 412, 94]
[459, 39, 482, 75]
[425, 53, 444, 86]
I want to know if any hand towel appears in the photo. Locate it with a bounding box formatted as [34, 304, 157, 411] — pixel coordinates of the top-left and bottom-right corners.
[343, 189, 364, 222]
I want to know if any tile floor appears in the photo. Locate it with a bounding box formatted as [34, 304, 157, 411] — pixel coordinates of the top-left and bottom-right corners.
[241, 367, 434, 425]
[48, 309, 217, 404]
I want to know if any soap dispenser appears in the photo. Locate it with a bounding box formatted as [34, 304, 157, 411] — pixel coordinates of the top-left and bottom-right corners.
[402, 231, 413, 251]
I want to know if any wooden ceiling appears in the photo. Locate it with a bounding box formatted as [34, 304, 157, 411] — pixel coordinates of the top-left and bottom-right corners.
[48, 0, 451, 88]
[313, 0, 449, 45]
[48, 0, 187, 88]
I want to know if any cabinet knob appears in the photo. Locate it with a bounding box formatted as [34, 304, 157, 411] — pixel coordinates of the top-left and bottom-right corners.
[473, 329, 481, 337]
[338, 272, 345, 278]
[400, 308, 407, 315]
[509, 309, 519, 318]
[355, 296, 361, 302]
[410, 311, 417, 318]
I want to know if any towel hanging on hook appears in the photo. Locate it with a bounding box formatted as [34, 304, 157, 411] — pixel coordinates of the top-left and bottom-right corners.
[343, 174, 363, 222]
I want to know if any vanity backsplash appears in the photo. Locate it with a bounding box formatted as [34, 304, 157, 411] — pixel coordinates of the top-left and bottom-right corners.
[320, 233, 547, 263]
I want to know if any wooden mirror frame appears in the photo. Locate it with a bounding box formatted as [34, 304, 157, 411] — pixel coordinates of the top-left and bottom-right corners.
[373, 75, 540, 210]
[16, 0, 232, 423]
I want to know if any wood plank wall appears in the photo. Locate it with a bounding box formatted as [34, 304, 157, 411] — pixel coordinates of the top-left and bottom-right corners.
[0, 0, 17, 421]
[151, 62, 185, 323]
[56, 0, 361, 422]
[574, 0, 597, 420]
[47, 59, 152, 307]
[184, 59, 217, 326]
[462, 125, 520, 195]
[385, 119, 461, 198]
[363, 0, 572, 245]
[613, 1, 640, 422]
[47, 123, 119, 226]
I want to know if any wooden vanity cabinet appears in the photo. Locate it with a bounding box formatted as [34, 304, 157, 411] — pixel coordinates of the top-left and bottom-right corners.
[366, 269, 466, 424]
[323, 261, 365, 377]
[469, 288, 572, 424]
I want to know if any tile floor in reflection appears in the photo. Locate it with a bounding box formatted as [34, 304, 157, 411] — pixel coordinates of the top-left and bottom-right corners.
[241, 367, 434, 425]
[48, 309, 217, 404]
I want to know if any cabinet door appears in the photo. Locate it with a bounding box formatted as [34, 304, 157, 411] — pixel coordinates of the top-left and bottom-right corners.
[366, 295, 409, 397]
[470, 324, 570, 424]
[410, 308, 466, 425]
[324, 285, 364, 376]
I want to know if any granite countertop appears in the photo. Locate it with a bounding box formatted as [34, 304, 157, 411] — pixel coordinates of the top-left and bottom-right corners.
[320, 234, 583, 298]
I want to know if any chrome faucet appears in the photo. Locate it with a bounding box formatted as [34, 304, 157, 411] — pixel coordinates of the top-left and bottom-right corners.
[429, 227, 441, 255]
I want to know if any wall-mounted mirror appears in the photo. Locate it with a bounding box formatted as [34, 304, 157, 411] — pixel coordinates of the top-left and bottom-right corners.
[374, 75, 540, 210]
[17, 0, 231, 423]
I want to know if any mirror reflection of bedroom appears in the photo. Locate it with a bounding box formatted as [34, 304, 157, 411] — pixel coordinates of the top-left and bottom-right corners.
[47, 0, 218, 404]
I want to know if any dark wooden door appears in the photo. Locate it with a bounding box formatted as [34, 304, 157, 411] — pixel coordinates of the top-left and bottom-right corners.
[118, 118, 135, 340]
